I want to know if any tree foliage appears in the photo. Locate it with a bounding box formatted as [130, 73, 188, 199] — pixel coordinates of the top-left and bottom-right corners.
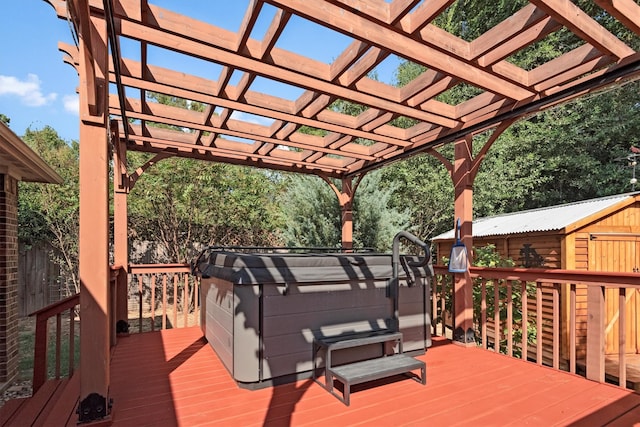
[387, 2, 640, 239]
[277, 175, 340, 247]
[128, 155, 284, 262]
[352, 171, 410, 250]
[18, 126, 80, 295]
[473, 80, 640, 218]
[277, 171, 410, 251]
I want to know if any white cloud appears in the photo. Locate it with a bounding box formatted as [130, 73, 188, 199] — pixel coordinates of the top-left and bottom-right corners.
[0, 74, 57, 107]
[63, 94, 79, 115]
[230, 110, 274, 127]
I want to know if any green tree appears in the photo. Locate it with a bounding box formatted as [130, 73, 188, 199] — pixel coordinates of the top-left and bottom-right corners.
[380, 155, 453, 240]
[280, 92, 415, 249]
[128, 93, 285, 262]
[18, 126, 80, 295]
[473, 81, 640, 217]
[277, 175, 340, 247]
[352, 171, 410, 250]
[389, 1, 640, 235]
[278, 171, 410, 250]
[128, 155, 284, 262]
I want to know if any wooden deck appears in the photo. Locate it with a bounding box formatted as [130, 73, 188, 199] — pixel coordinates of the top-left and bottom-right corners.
[9, 327, 640, 426]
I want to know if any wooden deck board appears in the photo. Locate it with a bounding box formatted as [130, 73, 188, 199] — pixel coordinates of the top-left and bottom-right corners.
[0, 398, 27, 426]
[34, 375, 78, 427]
[70, 327, 640, 426]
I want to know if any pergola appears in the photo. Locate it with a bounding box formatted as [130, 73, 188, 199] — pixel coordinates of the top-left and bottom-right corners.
[44, 0, 640, 422]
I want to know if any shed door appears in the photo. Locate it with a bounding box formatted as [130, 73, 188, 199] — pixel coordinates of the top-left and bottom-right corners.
[589, 234, 640, 354]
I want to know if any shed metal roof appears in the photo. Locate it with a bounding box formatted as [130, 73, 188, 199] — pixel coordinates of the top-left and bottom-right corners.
[433, 192, 640, 240]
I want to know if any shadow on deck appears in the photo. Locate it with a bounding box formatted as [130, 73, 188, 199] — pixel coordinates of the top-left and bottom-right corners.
[3, 327, 640, 426]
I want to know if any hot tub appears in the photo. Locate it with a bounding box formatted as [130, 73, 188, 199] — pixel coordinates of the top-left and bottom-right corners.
[192, 246, 433, 388]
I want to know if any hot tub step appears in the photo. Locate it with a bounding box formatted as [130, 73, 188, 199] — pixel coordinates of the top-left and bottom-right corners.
[328, 354, 426, 406]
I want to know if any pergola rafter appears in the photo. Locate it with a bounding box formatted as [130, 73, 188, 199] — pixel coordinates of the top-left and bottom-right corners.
[49, 0, 640, 180]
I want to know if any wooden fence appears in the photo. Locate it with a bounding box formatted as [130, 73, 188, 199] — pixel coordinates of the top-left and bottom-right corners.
[18, 243, 63, 316]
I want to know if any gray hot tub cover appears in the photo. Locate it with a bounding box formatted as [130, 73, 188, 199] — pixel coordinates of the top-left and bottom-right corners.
[191, 250, 433, 285]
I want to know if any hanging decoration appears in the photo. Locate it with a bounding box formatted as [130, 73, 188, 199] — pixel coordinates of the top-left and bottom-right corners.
[449, 218, 468, 273]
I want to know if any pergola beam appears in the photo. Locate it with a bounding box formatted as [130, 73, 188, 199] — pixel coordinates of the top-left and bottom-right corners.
[267, 0, 535, 100]
[113, 3, 459, 128]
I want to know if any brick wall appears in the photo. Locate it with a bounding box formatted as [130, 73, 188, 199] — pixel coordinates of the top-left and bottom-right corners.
[0, 174, 19, 384]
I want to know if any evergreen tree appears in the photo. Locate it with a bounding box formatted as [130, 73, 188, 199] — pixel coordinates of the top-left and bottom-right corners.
[278, 171, 410, 251]
[277, 175, 340, 247]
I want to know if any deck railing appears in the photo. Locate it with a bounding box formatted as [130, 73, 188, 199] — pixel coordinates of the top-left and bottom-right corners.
[29, 293, 80, 393]
[431, 265, 640, 389]
[128, 264, 200, 333]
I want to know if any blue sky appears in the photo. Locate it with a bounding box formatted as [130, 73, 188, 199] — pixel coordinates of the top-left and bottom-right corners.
[0, 1, 401, 142]
[1, 1, 79, 141]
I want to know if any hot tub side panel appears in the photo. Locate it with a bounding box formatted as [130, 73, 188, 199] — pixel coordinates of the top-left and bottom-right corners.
[197, 252, 432, 386]
[201, 277, 261, 382]
[398, 278, 431, 352]
[201, 277, 235, 374]
[261, 281, 393, 381]
[232, 284, 262, 383]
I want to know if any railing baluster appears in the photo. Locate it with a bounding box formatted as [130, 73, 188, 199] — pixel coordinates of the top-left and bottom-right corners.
[507, 281, 513, 357]
[619, 287, 626, 388]
[151, 275, 156, 332]
[570, 283, 576, 374]
[69, 307, 75, 377]
[431, 276, 437, 336]
[521, 280, 528, 361]
[536, 282, 542, 365]
[195, 277, 200, 326]
[494, 280, 500, 353]
[173, 274, 179, 328]
[184, 274, 188, 327]
[440, 276, 446, 336]
[553, 283, 559, 370]
[481, 279, 487, 349]
[55, 313, 62, 379]
[586, 285, 605, 382]
[32, 316, 48, 393]
[162, 274, 167, 330]
[138, 275, 143, 333]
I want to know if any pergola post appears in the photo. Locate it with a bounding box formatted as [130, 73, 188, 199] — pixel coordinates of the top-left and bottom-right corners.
[76, 0, 111, 422]
[112, 120, 129, 338]
[451, 137, 475, 345]
[78, 119, 110, 421]
[321, 175, 360, 250]
[340, 178, 354, 250]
